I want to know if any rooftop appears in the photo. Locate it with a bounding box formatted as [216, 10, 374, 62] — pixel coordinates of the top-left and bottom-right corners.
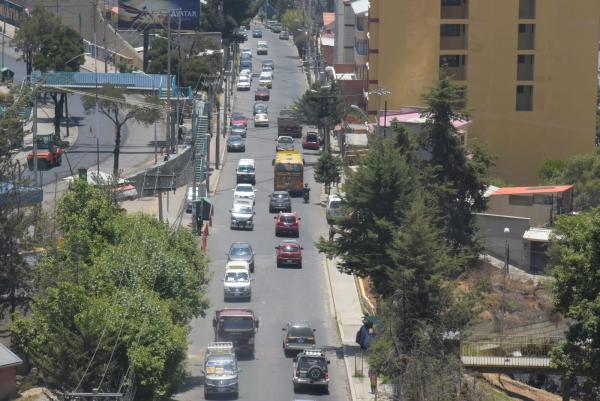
[0, 343, 22, 368]
[491, 185, 574, 196]
[379, 110, 469, 130]
[351, 0, 369, 15]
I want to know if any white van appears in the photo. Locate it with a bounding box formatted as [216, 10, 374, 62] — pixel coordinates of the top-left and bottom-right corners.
[236, 159, 256, 185]
[326, 194, 343, 224]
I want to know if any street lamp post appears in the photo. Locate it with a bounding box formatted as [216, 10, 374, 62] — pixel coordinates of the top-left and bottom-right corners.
[368, 87, 391, 136]
[500, 227, 510, 336]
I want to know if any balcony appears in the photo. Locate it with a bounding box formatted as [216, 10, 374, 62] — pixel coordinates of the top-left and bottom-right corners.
[440, 24, 468, 50]
[441, 0, 468, 19]
[516, 55, 534, 81]
[519, 0, 536, 19]
[518, 24, 535, 50]
[440, 55, 467, 81]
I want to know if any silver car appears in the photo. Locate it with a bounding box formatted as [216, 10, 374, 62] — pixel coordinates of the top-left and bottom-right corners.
[226, 242, 255, 272]
[230, 203, 255, 230]
[292, 348, 330, 393]
[227, 135, 246, 152]
[223, 268, 252, 301]
[203, 343, 239, 398]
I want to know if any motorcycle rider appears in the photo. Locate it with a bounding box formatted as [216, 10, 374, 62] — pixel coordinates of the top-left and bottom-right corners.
[302, 184, 310, 202]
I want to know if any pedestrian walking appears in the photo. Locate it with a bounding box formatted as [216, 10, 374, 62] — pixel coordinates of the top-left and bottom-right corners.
[328, 225, 335, 242]
[368, 367, 378, 395]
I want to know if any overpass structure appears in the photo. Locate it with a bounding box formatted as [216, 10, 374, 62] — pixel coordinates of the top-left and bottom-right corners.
[461, 335, 562, 373]
[30, 71, 194, 100]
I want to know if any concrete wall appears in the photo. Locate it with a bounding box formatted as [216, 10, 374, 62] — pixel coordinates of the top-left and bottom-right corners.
[368, 0, 600, 184]
[487, 195, 552, 227]
[128, 145, 192, 196]
[475, 213, 531, 269]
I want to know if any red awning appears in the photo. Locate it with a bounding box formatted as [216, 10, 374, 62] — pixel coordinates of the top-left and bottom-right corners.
[491, 185, 573, 196]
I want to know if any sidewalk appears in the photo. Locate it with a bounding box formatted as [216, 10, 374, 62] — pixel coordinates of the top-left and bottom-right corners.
[325, 256, 375, 401]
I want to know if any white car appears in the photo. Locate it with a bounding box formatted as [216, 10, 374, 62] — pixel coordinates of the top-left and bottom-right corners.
[254, 113, 269, 127]
[259, 72, 273, 88]
[240, 68, 252, 77]
[233, 183, 256, 204]
[261, 65, 274, 77]
[257, 41, 268, 55]
[276, 135, 294, 151]
[230, 202, 255, 230]
[223, 262, 252, 300]
[237, 75, 251, 90]
[241, 47, 252, 57]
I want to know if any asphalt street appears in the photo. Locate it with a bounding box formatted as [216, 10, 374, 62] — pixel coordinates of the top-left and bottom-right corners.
[2, 44, 162, 192]
[174, 28, 350, 401]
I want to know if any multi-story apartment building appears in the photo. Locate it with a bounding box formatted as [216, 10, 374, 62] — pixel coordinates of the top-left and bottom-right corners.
[367, 0, 600, 184]
[333, 0, 356, 64]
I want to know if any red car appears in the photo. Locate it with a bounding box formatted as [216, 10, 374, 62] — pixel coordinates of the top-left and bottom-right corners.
[302, 132, 320, 150]
[231, 113, 248, 127]
[255, 86, 270, 101]
[274, 212, 301, 237]
[275, 240, 303, 268]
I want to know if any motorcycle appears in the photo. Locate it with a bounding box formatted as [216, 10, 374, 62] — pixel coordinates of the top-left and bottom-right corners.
[302, 188, 310, 203]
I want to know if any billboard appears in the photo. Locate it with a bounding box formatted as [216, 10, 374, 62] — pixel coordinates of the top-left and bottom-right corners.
[118, 0, 200, 30]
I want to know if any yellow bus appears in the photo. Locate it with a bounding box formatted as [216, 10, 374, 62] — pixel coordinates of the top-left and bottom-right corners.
[274, 150, 304, 194]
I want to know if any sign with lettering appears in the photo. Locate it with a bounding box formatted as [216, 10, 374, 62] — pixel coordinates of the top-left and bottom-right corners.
[118, 0, 200, 30]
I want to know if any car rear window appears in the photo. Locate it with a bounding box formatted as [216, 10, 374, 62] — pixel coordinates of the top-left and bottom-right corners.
[298, 357, 327, 369]
[230, 245, 251, 255]
[289, 326, 314, 337]
[273, 193, 288, 199]
[307, 134, 318, 141]
[282, 244, 299, 252]
[238, 165, 254, 173]
[281, 215, 296, 223]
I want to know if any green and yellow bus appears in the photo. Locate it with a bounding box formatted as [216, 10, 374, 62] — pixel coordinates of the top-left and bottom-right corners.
[274, 150, 304, 195]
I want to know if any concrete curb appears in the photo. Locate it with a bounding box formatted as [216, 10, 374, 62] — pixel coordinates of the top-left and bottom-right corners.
[355, 277, 376, 316]
[323, 256, 359, 401]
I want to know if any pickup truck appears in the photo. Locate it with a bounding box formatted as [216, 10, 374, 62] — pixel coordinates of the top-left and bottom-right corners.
[277, 109, 302, 138]
[213, 308, 259, 356]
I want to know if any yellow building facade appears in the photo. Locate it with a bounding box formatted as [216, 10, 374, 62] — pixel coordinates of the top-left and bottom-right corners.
[367, 0, 600, 184]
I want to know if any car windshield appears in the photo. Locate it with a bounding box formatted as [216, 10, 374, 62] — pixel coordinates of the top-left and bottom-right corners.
[329, 200, 341, 208]
[298, 357, 327, 369]
[238, 165, 254, 173]
[273, 193, 288, 199]
[229, 135, 243, 142]
[205, 356, 236, 375]
[232, 124, 245, 130]
[279, 137, 293, 144]
[282, 243, 299, 252]
[225, 271, 249, 282]
[236, 186, 253, 192]
[230, 245, 251, 255]
[281, 215, 296, 223]
[289, 326, 314, 337]
[221, 317, 254, 331]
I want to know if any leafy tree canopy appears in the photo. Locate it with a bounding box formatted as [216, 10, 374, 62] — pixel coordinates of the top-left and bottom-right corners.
[314, 151, 341, 195]
[548, 208, 600, 396]
[294, 81, 347, 133]
[13, 181, 210, 400]
[539, 150, 600, 211]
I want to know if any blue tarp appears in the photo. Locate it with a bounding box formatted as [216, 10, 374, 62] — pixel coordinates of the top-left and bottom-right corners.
[0, 182, 43, 207]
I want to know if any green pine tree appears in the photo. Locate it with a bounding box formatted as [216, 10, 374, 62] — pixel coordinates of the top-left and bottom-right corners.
[314, 150, 342, 195]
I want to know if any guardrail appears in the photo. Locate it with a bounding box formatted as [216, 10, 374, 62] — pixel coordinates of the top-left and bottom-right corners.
[460, 336, 562, 370]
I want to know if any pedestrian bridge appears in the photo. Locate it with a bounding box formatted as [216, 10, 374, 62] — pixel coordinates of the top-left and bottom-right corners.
[461, 335, 562, 373]
[30, 71, 193, 100]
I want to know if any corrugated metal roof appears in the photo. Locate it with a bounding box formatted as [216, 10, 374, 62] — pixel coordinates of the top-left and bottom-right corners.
[491, 185, 573, 196]
[0, 343, 22, 368]
[351, 0, 369, 15]
[523, 227, 553, 242]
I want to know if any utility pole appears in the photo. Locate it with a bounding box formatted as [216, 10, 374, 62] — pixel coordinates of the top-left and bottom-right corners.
[1, 2, 6, 69]
[215, 102, 220, 170]
[166, 12, 172, 153]
[32, 92, 39, 187]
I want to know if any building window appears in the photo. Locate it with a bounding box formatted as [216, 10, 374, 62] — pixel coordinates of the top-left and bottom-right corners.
[441, 0, 468, 19]
[516, 85, 534, 111]
[440, 24, 467, 50]
[533, 194, 552, 205]
[516, 54, 534, 80]
[519, 0, 535, 19]
[355, 39, 368, 55]
[356, 16, 365, 31]
[518, 24, 535, 50]
[509, 195, 533, 206]
[439, 55, 467, 80]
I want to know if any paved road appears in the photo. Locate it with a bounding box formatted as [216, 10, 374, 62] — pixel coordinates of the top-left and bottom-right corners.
[175, 27, 350, 401]
[2, 43, 161, 190]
